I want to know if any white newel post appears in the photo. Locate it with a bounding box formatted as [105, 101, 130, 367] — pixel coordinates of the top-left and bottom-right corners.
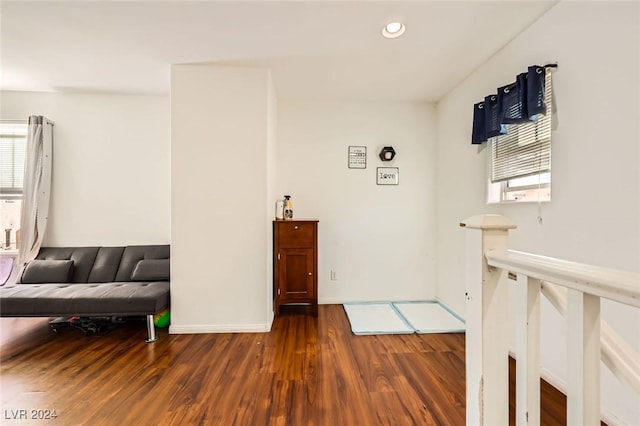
[461, 214, 516, 426]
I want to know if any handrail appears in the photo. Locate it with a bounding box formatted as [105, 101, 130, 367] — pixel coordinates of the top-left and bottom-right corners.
[541, 281, 640, 394]
[486, 249, 640, 308]
[488, 248, 640, 392]
[462, 215, 640, 425]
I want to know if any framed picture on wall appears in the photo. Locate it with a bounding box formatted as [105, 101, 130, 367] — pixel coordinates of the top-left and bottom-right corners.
[377, 167, 399, 185]
[348, 146, 367, 169]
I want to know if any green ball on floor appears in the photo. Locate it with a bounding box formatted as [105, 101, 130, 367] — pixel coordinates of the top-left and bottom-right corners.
[154, 309, 170, 328]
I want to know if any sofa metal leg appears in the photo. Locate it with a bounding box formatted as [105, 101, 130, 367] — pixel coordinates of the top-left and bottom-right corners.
[145, 314, 157, 343]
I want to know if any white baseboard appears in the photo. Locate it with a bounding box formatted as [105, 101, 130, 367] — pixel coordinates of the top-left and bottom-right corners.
[265, 311, 274, 332]
[318, 298, 348, 305]
[169, 323, 271, 334]
[320, 298, 439, 305]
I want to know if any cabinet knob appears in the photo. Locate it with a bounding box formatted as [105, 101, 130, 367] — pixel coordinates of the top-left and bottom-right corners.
[308, 272, 312, 276]
[294, 225, 299, 230]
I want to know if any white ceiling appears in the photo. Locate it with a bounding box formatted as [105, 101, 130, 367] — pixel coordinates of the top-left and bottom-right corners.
[0, 1, 557, 102]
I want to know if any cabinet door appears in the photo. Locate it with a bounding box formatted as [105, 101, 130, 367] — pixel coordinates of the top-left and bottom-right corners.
[278, 248, 314, 300]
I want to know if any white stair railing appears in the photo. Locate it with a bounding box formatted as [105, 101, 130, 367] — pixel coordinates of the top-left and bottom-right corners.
[540, 281, 640, 395]
[461, 214, 640, 426]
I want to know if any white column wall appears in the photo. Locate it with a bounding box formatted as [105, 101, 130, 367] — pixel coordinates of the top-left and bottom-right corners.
[265, 72, 278, 327]
[170, 65, 275, 332]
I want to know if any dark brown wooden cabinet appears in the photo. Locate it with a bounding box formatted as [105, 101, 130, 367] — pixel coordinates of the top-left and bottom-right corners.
[273, 220, 318, 316]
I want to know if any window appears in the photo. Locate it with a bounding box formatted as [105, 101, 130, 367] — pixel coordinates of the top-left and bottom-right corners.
[487, 69, 553, 204]
[1, 121, 27, 197]
[1, 120, 27, 250]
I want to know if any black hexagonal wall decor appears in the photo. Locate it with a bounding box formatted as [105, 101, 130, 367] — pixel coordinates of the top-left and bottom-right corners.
[378, 146, 396, 161]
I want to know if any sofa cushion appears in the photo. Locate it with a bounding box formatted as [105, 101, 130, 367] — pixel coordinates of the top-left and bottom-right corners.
[21, 259, 74, 284]
[131, 259, 170, 281]
[87, 247, 125, 283]
[115, 245, 170, 282]
[34, 247, 99, 283]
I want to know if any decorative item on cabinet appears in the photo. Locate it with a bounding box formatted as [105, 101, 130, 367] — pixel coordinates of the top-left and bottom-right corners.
[275, 199, 284, 220]
[273, 219, 318, 316]
[283, 195, 293, 220]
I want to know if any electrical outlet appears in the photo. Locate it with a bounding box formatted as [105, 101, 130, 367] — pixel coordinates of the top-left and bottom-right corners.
[330, 270, 337, 281]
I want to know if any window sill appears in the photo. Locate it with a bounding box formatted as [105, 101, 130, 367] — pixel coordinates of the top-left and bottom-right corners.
[487, 199, 551, 205]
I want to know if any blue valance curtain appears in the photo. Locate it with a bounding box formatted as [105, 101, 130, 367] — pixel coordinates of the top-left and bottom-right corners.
[471, 64, 554, 145]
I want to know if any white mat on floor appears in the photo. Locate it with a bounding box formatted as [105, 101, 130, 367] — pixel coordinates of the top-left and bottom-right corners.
[343, 303, 414, 335]
[393, 302, 465, 334]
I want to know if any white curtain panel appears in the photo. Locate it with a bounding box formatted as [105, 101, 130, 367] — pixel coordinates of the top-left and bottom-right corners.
[17, 116, 53, 277]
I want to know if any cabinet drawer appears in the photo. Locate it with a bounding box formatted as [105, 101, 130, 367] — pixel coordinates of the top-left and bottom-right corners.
[277, 222, 315, 247]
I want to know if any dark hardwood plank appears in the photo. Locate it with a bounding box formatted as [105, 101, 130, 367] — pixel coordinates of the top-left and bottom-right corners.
[1, 305, 576, 425]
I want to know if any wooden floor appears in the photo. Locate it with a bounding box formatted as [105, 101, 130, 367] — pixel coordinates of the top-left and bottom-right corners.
[1, 305, 572, 425]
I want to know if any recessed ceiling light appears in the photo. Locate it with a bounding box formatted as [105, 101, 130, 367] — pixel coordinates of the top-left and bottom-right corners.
[382, 22, 406, 39]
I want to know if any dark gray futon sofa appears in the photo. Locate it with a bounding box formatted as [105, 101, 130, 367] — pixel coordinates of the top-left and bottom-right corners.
[0, 245, 170, 342]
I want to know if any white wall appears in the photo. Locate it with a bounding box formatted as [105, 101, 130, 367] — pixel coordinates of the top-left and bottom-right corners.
[278, 100, 437, 304]
[436, 2, 639, 424]
[170, 65, 275, 332]
[0, 91, 170, 246]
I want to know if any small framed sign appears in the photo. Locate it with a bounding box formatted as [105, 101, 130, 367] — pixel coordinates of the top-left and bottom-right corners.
[348, 146, 367, 169]
[377, 167, 399, 185]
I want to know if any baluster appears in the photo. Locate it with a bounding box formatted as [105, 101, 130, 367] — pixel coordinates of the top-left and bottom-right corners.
[567, 289, 601, 426]
[515, 274, 541, 425]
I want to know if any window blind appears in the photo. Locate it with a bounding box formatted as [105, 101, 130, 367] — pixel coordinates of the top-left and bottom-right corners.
[490, 69, 552, 183]
[0, 122, 28, 196]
